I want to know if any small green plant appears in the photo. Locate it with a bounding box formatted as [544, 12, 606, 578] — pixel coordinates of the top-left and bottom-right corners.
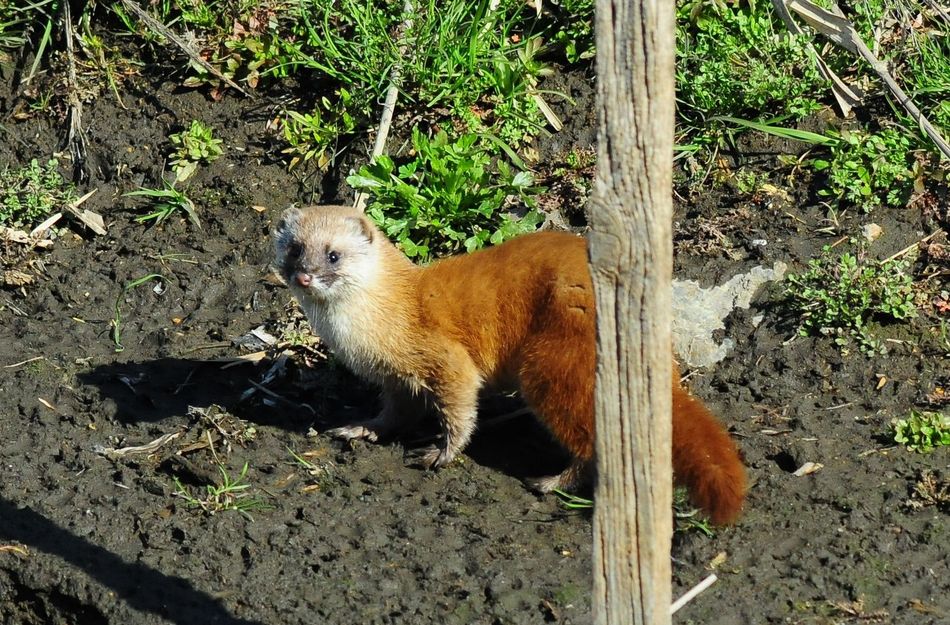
[124, 183, 200, 227]
[673, 486, 714, 536]
[174, 461, 271, 520]
[785, 247, 917, 354]
[812, 128, 913, 211]
[169, 120, 224, 182]
[552, 489, 592, 510]
[281, 91, 357, 170]
[564, 148, 595, 170]
[892, 411, 950, 453]
[287, 447, 335, 489]
[0, 159, 78, 228]
[348, 127, 542, 259]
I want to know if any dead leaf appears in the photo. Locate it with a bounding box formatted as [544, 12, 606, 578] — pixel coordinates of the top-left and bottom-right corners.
[708, 551, 728, 569]
[3, 270, 34, 287]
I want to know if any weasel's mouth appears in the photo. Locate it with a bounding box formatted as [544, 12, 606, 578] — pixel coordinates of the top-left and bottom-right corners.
[294, 271, 338, 292]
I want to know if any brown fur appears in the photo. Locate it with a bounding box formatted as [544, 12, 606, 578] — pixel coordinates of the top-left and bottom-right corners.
[274, 205, 747, 524]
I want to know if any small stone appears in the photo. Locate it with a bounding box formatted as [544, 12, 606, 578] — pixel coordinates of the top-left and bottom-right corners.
[862, 223, 883, 243]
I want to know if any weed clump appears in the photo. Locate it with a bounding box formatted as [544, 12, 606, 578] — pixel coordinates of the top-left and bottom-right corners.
[785, 247, 917, 354]
[174, 462, 271, 520]
[812, 128, 914, 212]
[676, 1, 824, 126]
[348, 127, 542, 259]
[125, 184, 200, 227]
[0, 159, 78, 228]
[892, 411, 950, 453]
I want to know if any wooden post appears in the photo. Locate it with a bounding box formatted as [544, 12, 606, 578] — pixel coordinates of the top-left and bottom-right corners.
[588, 0, 674, 623]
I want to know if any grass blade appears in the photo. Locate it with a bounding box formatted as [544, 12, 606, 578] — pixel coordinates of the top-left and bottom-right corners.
[713, 116, 837, 145]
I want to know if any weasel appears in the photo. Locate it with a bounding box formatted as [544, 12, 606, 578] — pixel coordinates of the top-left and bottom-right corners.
[274, 205, 746, 524]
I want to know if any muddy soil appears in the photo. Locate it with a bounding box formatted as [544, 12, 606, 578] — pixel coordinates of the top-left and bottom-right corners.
[1, 54, 948, 625]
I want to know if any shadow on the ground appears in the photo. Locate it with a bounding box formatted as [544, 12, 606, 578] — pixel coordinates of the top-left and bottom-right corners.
[77, 357, 573, 486]
[0, 498, 265, 625]
[76, 357, 343, 432]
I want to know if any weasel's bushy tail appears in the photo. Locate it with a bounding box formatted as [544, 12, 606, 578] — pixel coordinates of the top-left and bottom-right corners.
[671, 385, 747, 525]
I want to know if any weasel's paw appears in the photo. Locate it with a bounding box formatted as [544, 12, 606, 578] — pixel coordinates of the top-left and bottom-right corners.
[326, 424, 380, 442]
[409, 444, 456, 470]
[526, 461, 588, 494]
[525, 474, 563, 493]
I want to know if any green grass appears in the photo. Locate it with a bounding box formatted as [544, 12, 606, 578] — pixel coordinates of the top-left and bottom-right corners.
[0, 0, 944, 258]
[552, 487, 715, 535]
[675, 1, 825, 143]
[174, 461, 272, 520]
[552, 488, 592, 510]
[124, 184, 200, 227]
[281, 0, 553, 167]
[0, 159, 78, 228]
[785, 247, 917, 355]
[672, 0, 945, 212]
[0, 0, 58, 82]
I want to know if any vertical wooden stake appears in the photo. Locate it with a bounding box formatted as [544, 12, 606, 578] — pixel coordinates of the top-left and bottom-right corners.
[589, 0, 674, 623]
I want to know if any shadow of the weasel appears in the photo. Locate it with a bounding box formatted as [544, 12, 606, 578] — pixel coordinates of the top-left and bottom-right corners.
[77, 357, 574, 486]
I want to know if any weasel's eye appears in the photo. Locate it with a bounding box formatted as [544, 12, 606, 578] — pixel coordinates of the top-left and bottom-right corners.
[327, 250, 341, 264]
[287, 242, 303, 259]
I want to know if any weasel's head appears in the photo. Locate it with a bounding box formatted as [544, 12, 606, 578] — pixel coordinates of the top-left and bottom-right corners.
[273, 205, 381, 303]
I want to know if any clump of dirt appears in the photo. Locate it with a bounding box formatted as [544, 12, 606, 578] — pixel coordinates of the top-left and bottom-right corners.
[0, 54, 948, 625]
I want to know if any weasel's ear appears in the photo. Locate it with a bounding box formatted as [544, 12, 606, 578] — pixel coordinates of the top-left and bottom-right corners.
[345, 215, 375, 245]
[275, 206, 303, 235]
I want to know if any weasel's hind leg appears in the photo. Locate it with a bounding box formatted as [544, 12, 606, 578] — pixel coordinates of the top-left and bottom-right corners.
[526, 457, 592, 493]
[517, 301, 596, 484]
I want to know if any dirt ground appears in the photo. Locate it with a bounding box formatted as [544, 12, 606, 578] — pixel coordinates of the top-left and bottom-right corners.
[0, 59, 948, 625]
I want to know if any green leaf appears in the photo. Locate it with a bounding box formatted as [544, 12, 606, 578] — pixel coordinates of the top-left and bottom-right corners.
[346, 173, 385, 189]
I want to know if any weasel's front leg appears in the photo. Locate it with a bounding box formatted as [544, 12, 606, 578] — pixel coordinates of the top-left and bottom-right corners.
[415, 348, 481, 469]
[327, 383, 422, 442]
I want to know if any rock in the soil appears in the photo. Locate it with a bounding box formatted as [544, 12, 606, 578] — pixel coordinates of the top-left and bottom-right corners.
[672, 261, 787, 368]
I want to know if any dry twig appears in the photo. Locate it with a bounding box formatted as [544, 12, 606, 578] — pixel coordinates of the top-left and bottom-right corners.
[118, 0, 254, 98]
[354, 0, 415, 212]
[670, 574, 718, 615]
[782, 0, 950, 159]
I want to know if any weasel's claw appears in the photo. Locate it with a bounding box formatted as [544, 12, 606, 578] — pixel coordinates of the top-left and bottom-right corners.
[409, 444, 455, 469]
[326, 424, 380, 442]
